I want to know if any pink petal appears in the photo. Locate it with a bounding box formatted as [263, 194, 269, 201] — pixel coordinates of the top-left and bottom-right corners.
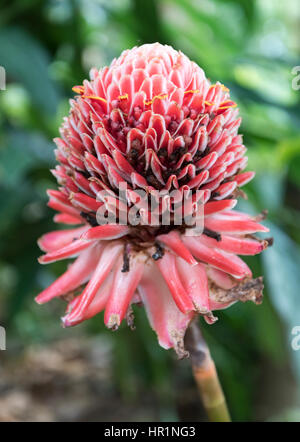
[138, 262, 193, 354]
[48, 197, 80, 218]
[35, 245, 101, 304]
[156, 251, 194, 313]
[183, 236, 252, 279]
[204, 199, 237, 216]
[176, 258, 210, 312]
[198, 234, 267, 255]
[53, 213, 84, 225]
[235, 171, 255, 186]
[38, 226, 89, 252]
[70, 192, 103, 212]
[104, 256, 145, 329]
[204, 213, 269, 234]
[81, 225, 130, 240]
[38, 238, 93, 264]
[213, 181, 237, 200]
[65, 242, 123, 324]
[64, 273, 114, 326]
[206, 267, 235, 290]
[112, 150, 135, 179]
[157, 231, 198, 265]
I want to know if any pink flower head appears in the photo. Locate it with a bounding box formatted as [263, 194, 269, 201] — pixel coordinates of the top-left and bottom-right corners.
[36, 43, 270, 357]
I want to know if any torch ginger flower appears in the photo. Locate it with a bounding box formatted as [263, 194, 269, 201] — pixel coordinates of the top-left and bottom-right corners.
[36, 43, 270, 357]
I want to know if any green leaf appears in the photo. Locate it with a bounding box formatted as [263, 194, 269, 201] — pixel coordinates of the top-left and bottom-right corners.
[262, 223, 300, 382]
[0, 27, 61, 114]
[0, 130, 54, 187]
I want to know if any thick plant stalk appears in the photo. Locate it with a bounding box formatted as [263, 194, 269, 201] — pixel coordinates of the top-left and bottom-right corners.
[185, 319, 231, 422]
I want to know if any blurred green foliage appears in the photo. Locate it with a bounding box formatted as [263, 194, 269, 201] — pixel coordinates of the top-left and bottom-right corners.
[0, 0, 299, 422]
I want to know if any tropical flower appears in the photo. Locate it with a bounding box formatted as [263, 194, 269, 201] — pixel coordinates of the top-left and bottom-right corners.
[36, 43, 270, 357]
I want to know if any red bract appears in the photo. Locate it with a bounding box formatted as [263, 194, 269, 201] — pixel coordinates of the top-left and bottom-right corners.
[36, 43, 270, 357]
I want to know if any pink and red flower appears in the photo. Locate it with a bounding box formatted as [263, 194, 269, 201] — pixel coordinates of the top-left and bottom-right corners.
[36, 43, 270, 356]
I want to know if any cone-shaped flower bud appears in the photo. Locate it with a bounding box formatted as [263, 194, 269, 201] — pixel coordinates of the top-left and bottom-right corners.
[37, 43, 270, 357]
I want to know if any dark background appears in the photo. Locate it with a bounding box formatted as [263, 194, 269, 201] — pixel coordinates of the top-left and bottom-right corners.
[0, 0, 300, 422]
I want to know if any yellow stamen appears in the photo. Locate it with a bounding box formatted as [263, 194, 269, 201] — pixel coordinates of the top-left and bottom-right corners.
[72, 86, 84, 94]
[183, 90, 214, 107]
[82, 95, 108, 103]
[218, 105, 237, 110]
[218, 102, 237, 110]
[221, 85, 230, 92]
[209, 83, 229, 92]
[144, 94, 168, 106]
[184, 89, 200, 95]
[118, 94, 129, 100]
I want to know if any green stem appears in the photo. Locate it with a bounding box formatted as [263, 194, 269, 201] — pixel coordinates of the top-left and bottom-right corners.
[185, 319, 231, 422]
